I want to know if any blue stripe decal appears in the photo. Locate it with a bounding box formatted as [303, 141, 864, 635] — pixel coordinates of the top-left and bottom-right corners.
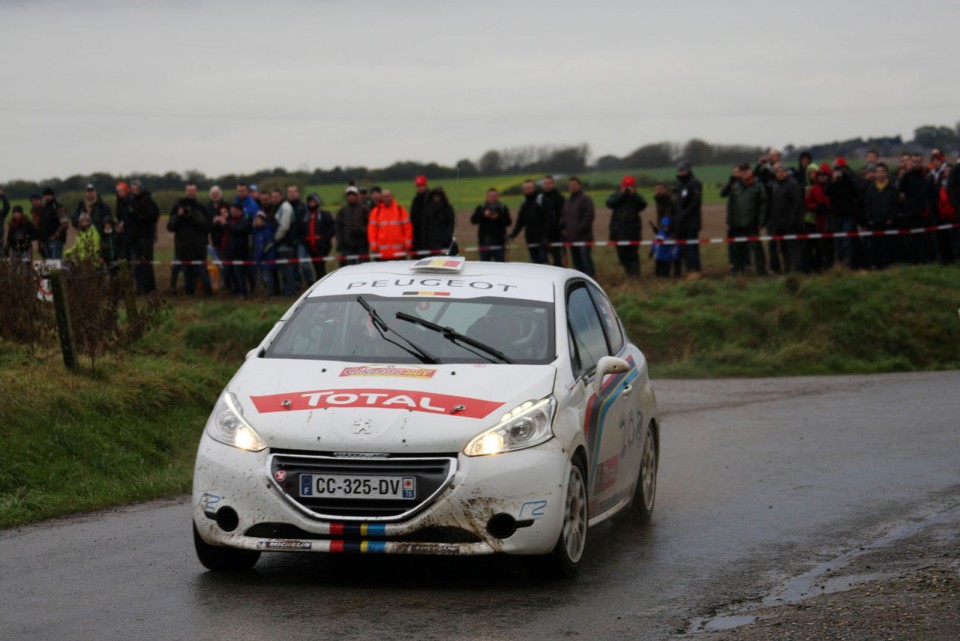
[586, 356, 639, 495]
[590, 368, 639, 474]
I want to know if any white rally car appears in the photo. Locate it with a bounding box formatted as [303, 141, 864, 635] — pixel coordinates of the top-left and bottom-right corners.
[193, 256, 659, 578]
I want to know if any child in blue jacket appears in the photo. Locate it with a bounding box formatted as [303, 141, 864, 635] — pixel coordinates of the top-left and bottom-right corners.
[650, 216, 680, 277]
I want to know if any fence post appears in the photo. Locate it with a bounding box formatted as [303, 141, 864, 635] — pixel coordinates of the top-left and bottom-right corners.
[119, 261, 141, 326]
[48, 270, 78, 371]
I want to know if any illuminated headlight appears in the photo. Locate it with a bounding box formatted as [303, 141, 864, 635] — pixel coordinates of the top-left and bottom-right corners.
[205, 392, 267, 452]
[463, 397, 556, 457]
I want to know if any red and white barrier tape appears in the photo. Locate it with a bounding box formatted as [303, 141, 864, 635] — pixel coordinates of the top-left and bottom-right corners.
[176, 222, 960, 265]
[7, 223, 958, 267]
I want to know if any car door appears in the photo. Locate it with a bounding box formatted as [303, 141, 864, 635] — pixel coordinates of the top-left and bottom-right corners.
[566, 283, 631, 516]
[586, 283, 645, 508]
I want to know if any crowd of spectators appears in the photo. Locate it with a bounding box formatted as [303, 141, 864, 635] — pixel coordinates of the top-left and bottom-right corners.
[721, 148, 959, 275]
[1, 148, 957, 297]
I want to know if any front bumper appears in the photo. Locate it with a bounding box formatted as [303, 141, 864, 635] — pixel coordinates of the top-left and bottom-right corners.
[192, 436, 569, 556]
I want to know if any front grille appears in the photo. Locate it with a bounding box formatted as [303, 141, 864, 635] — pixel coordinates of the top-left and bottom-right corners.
[269, 453, 457, 521]
[244, 523, 481, 544]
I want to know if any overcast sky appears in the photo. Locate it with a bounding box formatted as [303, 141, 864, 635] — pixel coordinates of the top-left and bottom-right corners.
[2, 0, 958, 182]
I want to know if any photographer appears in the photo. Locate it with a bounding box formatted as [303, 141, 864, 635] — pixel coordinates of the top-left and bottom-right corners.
[606, 176, 648, 276]
[167, 183, 212, 296]
[470, 188, 511, 262]
[5, 205, 37, 267]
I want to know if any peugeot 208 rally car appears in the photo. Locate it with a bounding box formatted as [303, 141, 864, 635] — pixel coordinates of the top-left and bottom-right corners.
[193, 256, 659, 578]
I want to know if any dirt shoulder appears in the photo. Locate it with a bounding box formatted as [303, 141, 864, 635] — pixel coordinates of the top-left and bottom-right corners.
[685, 506, 960, 640]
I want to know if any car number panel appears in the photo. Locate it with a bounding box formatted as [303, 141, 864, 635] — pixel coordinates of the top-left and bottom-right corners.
[300, 473, 416, 500]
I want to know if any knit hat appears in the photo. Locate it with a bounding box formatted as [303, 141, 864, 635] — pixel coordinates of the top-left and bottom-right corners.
[115, 181, 129, 193]
[78, 213, 92, 224]
[345, 186, 359, 195]
[621, 176, 637, 188]
[414, 175, 428, 188]
[677, 161, 692, 172]
[42, 187, 55, 197]
[818, 162, 831, 174]
[833, 157, 847, 168]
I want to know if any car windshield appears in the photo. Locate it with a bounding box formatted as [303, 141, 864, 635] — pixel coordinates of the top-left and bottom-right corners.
[265, 295, 555, 364]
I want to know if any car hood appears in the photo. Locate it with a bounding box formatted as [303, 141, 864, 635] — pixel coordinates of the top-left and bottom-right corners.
[229, 358, 557, 454]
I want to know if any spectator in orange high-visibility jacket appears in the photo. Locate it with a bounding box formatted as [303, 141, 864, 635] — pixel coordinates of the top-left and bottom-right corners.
[367, 189, 412, 260]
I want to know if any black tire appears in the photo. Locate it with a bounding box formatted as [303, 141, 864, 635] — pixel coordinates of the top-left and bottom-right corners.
[631, 422, 658, 524]
[526, 457, 589, 579]
[193, 523, 261, 572]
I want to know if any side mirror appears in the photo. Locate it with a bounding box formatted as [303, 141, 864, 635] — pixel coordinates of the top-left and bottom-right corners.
[593, 356, 631, 396]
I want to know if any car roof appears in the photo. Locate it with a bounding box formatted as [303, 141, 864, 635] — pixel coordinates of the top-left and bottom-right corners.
[307, 260, 588, 303]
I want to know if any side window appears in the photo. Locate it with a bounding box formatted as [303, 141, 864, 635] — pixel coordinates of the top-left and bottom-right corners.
[567, 285, 609, 377]
[588, 284, 624, 355]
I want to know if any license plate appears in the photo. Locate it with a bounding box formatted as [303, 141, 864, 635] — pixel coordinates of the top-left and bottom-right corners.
[299, 474, 416, 500]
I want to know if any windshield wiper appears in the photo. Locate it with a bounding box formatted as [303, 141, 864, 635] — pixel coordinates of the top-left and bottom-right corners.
[356, 296, 440, 364]
[394, 312, 513, 364]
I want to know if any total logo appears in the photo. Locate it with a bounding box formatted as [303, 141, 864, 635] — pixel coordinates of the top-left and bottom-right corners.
[249, 388, 504, 420]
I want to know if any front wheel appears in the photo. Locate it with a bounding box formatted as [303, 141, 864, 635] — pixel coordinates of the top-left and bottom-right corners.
[193, 523, 261, 572]
[630, 422, 658, 524]
[527, 458, 589, 579]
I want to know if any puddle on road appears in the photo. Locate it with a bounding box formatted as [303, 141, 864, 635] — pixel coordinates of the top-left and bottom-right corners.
[686, 501, 960, 634]
[764, 571, 893, 606]
[701, 615, 757, 631]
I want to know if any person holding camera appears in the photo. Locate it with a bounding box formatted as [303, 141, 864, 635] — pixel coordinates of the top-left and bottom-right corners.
[5, 205, 37, 267]
[606, 175, 648, 276]
[470, 188, 511, 262]
[167, 182, 212, 296]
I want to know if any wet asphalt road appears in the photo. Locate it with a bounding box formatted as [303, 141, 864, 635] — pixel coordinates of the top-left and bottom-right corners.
[2, 371, 959, 641]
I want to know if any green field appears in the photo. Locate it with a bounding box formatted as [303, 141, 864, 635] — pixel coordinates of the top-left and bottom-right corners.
[9, 163, 735, 225]
[2, 260, 959, 528]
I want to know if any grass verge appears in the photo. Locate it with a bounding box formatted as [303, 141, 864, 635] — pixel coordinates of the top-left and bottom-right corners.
[611, 262, 960, 377]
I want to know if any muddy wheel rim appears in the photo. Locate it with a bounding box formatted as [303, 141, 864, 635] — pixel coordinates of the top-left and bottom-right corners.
[563, 465, 588, 563]
[641, 426, 657, 512]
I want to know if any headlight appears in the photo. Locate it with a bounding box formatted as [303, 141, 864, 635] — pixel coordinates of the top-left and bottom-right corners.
[463, 397, 556, 457]
[205, 392, 267, 452]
